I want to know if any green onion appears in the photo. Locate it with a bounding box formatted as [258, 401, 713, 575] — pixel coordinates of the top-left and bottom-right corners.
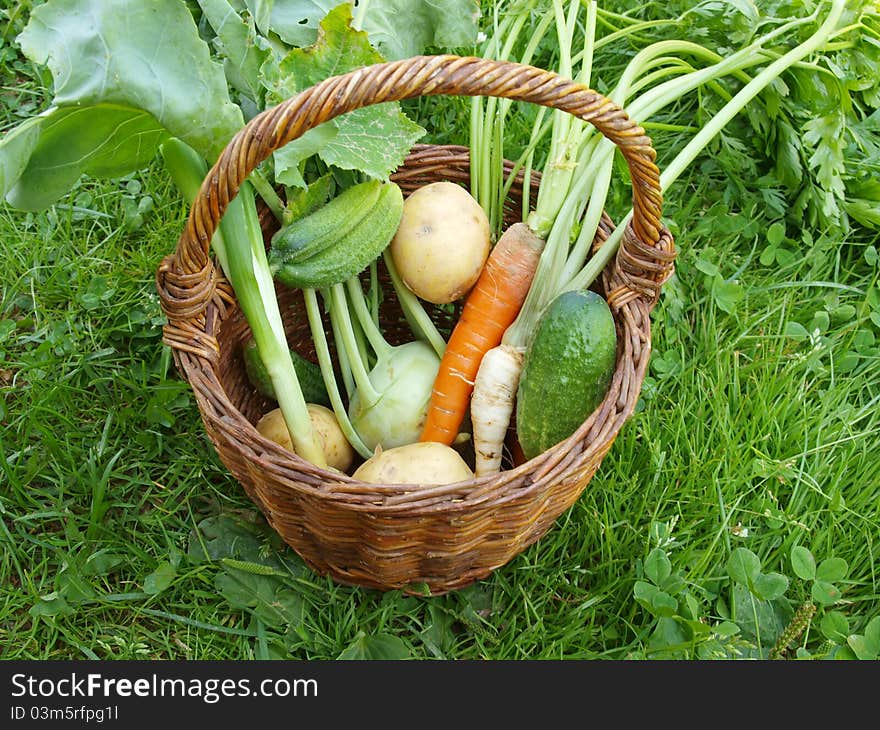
[160, 138, 326, 468]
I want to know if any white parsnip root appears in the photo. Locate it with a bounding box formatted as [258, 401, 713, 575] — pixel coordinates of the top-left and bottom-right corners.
[471, 344, 525, 476]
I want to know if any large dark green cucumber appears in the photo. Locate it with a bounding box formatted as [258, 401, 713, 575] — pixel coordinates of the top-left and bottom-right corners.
[268, 179, 382, 268]
[272, 182, 404, 290]
[242, 338, 330, 407]
[515, 289, 617, 460]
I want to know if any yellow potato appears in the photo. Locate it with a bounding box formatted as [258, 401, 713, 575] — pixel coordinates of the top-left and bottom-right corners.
[352, 441, 474, 485]
[256, 404, 355, 472]
[390, 181, 491, 304]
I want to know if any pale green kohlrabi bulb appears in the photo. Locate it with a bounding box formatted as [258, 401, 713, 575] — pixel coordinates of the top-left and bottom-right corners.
[348, 340, 440, 451]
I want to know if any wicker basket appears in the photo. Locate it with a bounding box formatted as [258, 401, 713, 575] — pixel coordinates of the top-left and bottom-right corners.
[155, 55, 675, 595]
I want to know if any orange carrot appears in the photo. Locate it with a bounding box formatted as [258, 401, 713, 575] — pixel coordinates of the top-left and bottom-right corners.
[419, 222, 545, 445]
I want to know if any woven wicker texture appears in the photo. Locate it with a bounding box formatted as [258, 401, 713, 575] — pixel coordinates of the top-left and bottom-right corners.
[156, 55, 675, 594]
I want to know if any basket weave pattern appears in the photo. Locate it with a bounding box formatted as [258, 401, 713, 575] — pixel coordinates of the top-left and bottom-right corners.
[156, 56, 675, 594]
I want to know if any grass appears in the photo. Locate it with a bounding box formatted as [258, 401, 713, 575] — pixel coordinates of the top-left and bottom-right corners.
[1, 159, 876, 660]
[1, 1, 879, 661]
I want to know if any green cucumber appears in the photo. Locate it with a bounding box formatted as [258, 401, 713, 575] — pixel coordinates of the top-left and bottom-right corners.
[268, 178, 382, 267]
[271, 181, 404, 290]
[515, 289, 617, 460]
[242, 338, 330, 407]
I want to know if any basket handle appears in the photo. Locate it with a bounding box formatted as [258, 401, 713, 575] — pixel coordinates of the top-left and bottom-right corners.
[160, 54, 671, 321]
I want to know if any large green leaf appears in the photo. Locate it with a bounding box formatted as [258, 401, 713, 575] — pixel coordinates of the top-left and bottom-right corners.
[267, 0, 339, 47]
[264, 0, 479, 58]
[243, 0, 273, 35]
[198, 0, 270, 101]
[0, 116, 41, 198]
[273, 124, 338, 188]
[360, 0, 480, 60]
[322, 103, 425, 180]
[17, 0, 243, 161]
[266, 3, 385, 100]
[263, 3, 424, 187]
[4, 105, 168, 210]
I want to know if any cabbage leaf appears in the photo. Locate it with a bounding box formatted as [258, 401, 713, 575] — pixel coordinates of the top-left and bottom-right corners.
[0, 0, 244, 208]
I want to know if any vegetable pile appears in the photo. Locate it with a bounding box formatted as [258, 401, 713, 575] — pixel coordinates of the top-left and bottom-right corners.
[1, 0, 869, 487]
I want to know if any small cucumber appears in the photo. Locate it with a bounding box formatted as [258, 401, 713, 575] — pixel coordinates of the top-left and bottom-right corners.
[515, 289, 617, 460]
[269, 178, 382, 267]
[272, 181, 404, 290]
[242, 338, 330, 407]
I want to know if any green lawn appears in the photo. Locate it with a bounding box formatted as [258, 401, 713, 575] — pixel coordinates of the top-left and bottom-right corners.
[1, 0, 878, 660]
